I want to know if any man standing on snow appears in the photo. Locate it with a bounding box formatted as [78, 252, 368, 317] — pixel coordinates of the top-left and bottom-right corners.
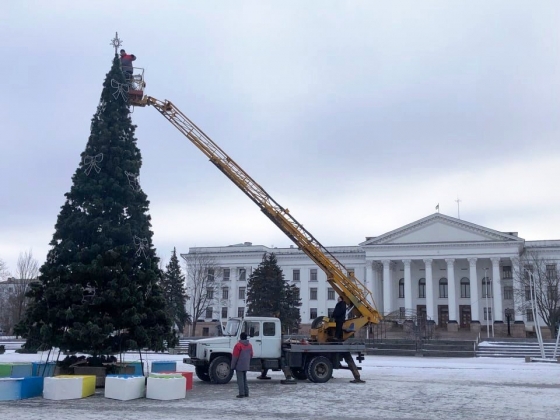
[231, 332, 253, 398]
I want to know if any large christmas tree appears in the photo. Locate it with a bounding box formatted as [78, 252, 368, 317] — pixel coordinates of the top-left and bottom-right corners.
[16, 53, 176, 355]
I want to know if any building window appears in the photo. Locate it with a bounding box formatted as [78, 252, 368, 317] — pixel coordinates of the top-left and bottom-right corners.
[399, 307, 406, 319]
[293, 269, 300, 282]
[237, 307, 245, 318]
[327, 288, 335, 300]
[310, 269, 318, 281]
[526, 309, 534, 322]
[439, 278, 448, 298]
[483, 307, 492, 321]
[223, 268, 230, 281]
[310, 308, 317, 319]
[418, 278, 426, 298]
[310, 288, 318, 300]
[460, 277, 470, 298]
[398, 278, 405, 299]
[238, 268, 246, 282]
[525, 286, 532, 301]
[222, 287, 229, 300]
[503, 286, 513, 300]
[328, 308, 334, 317]
[207, 268, 215, 282]
[206, 288, 214, 300]
[482, 277, 492, 298]
[221, 307, 228, 319]
[205, 307, 213, 319]
[238, 287, 246, 300]
[202, 327, 209, 336]
[502, 266, 512, 279]
[546, 264, 557, 280]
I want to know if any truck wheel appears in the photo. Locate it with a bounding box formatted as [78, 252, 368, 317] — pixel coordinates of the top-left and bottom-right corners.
[306, 356, 333, 383]
[291, 367, 307, 380]
[209, 356, 234, 384]
[195, 366, 211, 382]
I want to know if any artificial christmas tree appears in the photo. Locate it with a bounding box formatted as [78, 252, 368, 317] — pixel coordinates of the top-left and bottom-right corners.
[16, 53, 176, 355]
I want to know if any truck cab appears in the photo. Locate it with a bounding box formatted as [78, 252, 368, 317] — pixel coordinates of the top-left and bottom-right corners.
[185, 317, 282, 384]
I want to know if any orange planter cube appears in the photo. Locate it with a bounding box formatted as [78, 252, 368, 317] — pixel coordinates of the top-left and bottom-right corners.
[160, 371, 193, 391]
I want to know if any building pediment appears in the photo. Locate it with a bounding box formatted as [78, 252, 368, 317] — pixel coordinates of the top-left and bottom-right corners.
[361, 213, 523, 246]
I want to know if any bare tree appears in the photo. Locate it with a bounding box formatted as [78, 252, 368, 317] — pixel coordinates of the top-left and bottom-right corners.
[513, 251, 560, 336]
[184, 252, 226, 336]
[8, 250, 39, 333]
[0, 258, 9, 281]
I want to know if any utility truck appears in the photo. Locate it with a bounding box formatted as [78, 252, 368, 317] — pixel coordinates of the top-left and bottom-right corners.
[185, 316, 366, 384]
[128, 66, 382, 384]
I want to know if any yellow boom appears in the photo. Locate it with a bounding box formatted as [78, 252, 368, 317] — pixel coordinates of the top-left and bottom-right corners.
[133, 95, 382, 341]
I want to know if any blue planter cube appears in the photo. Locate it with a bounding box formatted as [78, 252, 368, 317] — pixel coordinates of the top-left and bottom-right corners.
[125, 361, 144, 376]
[20, 377, 44, 399]
[10, 363, 33, 377]
[151, 361, 176, 373]
[32, 362, 56, 377]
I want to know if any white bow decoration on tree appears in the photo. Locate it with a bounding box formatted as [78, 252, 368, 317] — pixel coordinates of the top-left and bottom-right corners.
[83, 153, 103, 175]
[111, 79, 129, 101]
[133, 236, 149, 258]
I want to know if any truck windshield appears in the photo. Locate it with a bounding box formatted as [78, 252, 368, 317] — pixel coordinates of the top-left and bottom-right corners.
[224, 319, 240, 336]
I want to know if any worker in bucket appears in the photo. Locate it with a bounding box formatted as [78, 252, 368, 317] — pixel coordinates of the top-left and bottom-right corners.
[332, 296, 347, 341]
[231, 332, 253, 398]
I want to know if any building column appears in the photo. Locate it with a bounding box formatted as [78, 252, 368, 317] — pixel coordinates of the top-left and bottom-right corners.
[468, 258, 479, 323]
[446, 258, 458, 328]
[424, 259, 435, 323]
[372, 262, 383, 313]
[382, 260, 393, 315]
[511, 257, 524, 322]
[492, 257, 503, 322]
[365, 262, 374, 306]
[403, 259, 412, 311]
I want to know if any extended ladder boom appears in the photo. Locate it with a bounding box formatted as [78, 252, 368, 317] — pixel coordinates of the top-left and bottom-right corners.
[142, 96, 382, 331]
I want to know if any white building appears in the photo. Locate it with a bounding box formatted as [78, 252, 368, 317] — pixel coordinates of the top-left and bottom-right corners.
[183, 213, 560, 337]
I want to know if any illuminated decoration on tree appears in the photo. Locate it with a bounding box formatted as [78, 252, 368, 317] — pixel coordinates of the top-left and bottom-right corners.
[83, 153, 103, 175]
[125, 171, 141, 191]
[133, 236, 148, 258]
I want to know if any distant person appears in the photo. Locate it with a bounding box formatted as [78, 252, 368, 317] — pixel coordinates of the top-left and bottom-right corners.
[119, 49, 136, 81]
[332, 296, 347, 341]
[231, 332, 253, 398]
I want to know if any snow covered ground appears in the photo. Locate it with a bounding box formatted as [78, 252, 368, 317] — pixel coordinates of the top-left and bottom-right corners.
[1, 351, 559, 420]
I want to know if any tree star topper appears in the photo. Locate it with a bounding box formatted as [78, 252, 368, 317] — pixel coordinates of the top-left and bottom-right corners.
[110, 32, 123, 55]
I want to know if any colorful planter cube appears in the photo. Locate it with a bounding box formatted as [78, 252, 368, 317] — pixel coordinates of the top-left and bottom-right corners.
[43, 375, 96, 400]
[32, 362, 56, 377]
[0, 363, 33, 377]
[160, 371, 193, 391]
[151, 361, 176, 373]
[0, 377, 44, 400]
[146, 374, 185, 400]
[0, 365, 11, 378]
[0, 378, 22, 401]
[124, 361, 144, 376]
[104, 375, 145, 401]
[20, 376, 44, 399]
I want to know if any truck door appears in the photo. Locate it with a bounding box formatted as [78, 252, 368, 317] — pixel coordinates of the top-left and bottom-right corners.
[261, 320, 282, 358]
[244, 320, 262, 358]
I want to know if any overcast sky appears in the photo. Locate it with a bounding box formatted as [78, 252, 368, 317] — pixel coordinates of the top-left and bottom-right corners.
[1, 1, 559, 274]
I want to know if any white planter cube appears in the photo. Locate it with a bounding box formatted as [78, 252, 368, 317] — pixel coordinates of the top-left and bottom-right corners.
[43, 375, 96, 400]
[146, 374, 186, 400]
[104, 375, 145, 401]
